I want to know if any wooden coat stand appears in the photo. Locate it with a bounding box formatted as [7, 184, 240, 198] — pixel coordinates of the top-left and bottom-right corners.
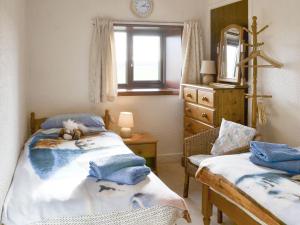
[238, 16, 283, 128]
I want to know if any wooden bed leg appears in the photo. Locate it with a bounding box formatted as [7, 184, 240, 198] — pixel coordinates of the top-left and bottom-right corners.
[202, 184, 212, 225]
[183, 172, 190, 198]
[217, 209, 223, 224]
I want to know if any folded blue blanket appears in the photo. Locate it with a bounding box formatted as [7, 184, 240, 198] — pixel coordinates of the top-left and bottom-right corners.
[89, 154, 146, 179]
[250, 155, 300, 174]
[91, 166, 151, 185]
[250, 141, 300, 162]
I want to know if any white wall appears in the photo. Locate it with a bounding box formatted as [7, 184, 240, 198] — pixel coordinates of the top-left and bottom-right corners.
[27, 0, 209, 160]
[0, 0, 27, 215]
[249, 0, 300, 146]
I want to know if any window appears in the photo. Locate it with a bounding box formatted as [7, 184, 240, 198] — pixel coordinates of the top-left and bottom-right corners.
[114, 25, 182, 89]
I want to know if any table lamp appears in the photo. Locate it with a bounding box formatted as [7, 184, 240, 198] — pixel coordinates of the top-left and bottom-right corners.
[118, 112, 134, 138]
[200, 60, 216, 84]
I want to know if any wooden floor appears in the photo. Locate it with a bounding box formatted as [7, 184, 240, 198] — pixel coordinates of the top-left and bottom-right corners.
[159, 161, 235, 225]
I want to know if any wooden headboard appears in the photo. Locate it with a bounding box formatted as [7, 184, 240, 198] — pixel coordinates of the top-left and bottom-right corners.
[30, 110, 112, 134]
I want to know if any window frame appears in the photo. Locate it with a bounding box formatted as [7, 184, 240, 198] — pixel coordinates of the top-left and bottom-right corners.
[115, 25, 170, 89]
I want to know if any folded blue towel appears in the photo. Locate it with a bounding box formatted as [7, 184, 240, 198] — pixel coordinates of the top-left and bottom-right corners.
[250, 155, 300, 174]
[250, 141, 300, 162]
[89, 154, 146, 179]
[90, 166, 151, 185]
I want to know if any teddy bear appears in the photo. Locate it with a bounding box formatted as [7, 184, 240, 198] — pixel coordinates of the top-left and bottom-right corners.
[59, 119, 86, 140]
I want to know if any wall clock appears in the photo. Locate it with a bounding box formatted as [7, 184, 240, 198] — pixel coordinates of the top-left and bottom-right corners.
[131, 0, 154, 18]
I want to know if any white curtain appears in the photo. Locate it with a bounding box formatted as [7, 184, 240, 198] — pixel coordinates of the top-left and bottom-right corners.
[179, 20, 204, 97]
[89, 18, 118, 103]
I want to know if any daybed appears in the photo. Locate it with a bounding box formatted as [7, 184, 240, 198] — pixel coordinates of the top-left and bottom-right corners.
[196, 153, 300, 225]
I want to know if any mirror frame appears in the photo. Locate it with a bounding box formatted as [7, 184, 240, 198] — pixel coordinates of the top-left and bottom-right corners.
[217, 24, 245, 84]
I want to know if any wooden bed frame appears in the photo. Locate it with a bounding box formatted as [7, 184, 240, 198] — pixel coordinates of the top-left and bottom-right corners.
[30, 110, 112, 134]
[196, 168, 285, 225]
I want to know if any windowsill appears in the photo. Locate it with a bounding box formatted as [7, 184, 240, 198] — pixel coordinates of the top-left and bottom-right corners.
[118, 88, 179, 96]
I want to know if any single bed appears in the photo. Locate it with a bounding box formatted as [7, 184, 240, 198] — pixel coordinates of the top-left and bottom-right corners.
[1, 111, 190, 225]
[196, 153, 300, 225]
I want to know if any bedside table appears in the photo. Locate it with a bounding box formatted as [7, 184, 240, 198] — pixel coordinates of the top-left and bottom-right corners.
[123, 133, 158, 174]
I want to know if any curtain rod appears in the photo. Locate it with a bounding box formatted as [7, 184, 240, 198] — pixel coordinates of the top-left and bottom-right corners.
[92, 20, 184, 27]
[115, 20, 184, 26]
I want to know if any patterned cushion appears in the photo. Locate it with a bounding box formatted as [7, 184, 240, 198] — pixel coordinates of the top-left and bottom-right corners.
[188, 154, 213, 166]
[211, 119, 256, 156]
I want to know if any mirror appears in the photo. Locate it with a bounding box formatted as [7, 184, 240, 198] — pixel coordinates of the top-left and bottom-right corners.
[217, 24, 244, 83]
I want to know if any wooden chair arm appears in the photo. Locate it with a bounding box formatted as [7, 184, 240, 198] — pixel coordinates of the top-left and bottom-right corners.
[184, 127, 256, 159]
[254, 134, 262, 141]
[221, 145, 250, 155]
[184, 127, 220, 157]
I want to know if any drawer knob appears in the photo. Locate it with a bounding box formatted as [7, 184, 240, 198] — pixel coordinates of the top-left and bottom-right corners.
[202, 96, 209, 102]
[185, 107, 192, 112]
[186, 93, 193, 98]
[201, 113, 208, 118]
[186, 123, 192, 127]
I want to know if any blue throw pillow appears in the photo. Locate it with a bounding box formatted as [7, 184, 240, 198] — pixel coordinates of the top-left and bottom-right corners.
[41, 113, 105, 129]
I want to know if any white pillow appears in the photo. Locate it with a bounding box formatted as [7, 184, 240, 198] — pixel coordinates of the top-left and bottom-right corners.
[211, 119, 256, 156]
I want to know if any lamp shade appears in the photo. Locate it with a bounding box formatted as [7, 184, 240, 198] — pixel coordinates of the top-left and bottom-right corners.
[200, 60, 216, 74]
[118, 112, 134, 128]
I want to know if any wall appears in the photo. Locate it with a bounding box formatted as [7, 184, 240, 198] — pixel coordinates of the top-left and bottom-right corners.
[248, 0, 300, 146]
[0, 0, 27, 215]
[26, 0, 209, 161]
[210, 0, 248, 61]
[203, 0, 242, 60]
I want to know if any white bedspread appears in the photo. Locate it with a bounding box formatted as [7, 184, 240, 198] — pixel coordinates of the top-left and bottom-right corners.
[1, 131, 188, 225]
[198, 153, 300, 225]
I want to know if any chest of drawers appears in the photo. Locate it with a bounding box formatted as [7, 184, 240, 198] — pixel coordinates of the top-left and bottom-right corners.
[182, 84, 247, 138]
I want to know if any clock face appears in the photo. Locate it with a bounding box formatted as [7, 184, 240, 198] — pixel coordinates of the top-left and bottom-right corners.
[131, 0, 153, 18]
